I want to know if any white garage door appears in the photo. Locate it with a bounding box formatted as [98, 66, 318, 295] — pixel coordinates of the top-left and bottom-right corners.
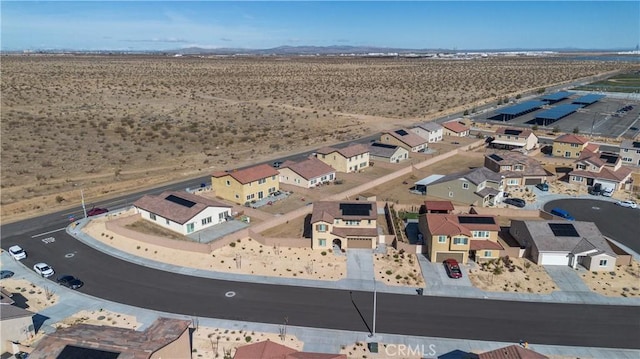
[539, 252, 569, 266]
[594, 181, 616, 191]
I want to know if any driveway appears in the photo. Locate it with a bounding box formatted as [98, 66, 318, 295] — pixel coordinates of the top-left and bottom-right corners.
[544, 266, 591, 293]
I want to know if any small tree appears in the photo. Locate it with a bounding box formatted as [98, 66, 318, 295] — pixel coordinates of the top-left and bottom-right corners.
[463, 109, 469, 116]
[572, 127, 580, 134]
[55, 195, 65, 203]
[552, 126, 560, 133]
[515, 94, 522, 99]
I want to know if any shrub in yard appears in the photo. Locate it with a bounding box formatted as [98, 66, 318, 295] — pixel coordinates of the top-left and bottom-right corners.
[229, 242, 236, 247]
[321, 251, 327, 256]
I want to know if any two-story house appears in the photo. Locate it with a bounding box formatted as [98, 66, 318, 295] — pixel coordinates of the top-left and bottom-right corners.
[569, 151, 633, 192]
[211, 164, 280, 205]
[418, 213, 503, 263]
[424, 167, 504, 207]
[380, 129, 428, 153]
[619, 140, 640, 167]
[310, 201, 378, 250]
[278, 157, 336, 188]
[484, 151, 548, 187]
[552, 134, 599, 159]
[315, 144, 369, 173]
[490, 127, 538, 151]
[410, 122, 444, 143]
[367, 142, 409, 163]
[442, 120, 470, 137]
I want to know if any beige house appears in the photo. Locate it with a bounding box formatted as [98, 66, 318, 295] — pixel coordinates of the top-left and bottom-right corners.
[410, 122, 444, 143]
[552, 133, 597, 159]
[310, 201, 378, 250]
[418, 213, 502, 263]
[569, 151, 633, 192]
[278, 157, 336, 188]
[367, 142, 409, 163]
[0, 304, 35, 354]
[28, 317, 191, 359]
[509, 220, 617, 271]
[619, 140, 640, 167]
[380, 129, 428, 152]
[315, 144, 369, 173]
[442, 120, 470, 137]
[212, 164, 280, 205]
[490, 127, 538, 151]
[425, 167, 504, 207]
[484, 151, 549, 187]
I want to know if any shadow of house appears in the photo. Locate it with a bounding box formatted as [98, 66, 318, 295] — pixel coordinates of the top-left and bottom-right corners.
[303, 213, 312, 238]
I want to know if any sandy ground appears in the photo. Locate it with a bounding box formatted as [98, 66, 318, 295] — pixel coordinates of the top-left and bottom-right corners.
[84, 212, 348, 281]
[374, 248, 424, 287]
[580, 260, 640, 297]
[0, 278, 59, 311]
[468, 257, 557, 294]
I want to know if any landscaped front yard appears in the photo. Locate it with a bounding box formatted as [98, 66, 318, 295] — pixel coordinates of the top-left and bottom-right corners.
[468, 257, 557, 294]
[580, 260, 640, 297]
[374, 248, 424, 287]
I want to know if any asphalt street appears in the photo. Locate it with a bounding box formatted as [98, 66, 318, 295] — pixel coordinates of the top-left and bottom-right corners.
[3, 219, 640, 349]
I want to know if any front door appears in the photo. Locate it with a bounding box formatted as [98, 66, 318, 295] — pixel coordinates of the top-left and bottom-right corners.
[258, 191, 264, 199]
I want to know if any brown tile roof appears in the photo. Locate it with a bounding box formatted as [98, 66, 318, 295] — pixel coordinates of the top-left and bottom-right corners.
[425, 214, 500, 236]
[583, 143, 599, 153]
[133, 191, 230, 225]
[311, 201, 377, 223]
[569, 166, 632, 182]
[554, 133, 588, 145]
[495, 127, 533, 138]
[442, 121, 469, 133]
[331, 227, 378, 238]
[213, 164, 279, 185]
[280, 157, 335, 180]
[0, 304, 33, 320]
[384, 129, 428, 147]
[424, 201, 455, 211]
[486, 151, 549, 177]
[470, 240, 504, 250]
[316, 144, 369, 158]
[477, 344, 548, 359]
[234, 340, 346, 359]
[28, 317, 191, 359]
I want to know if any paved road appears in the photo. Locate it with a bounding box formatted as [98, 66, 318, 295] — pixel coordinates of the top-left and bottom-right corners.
[544, 198, 640, 253]
[4, 220, 640, 349]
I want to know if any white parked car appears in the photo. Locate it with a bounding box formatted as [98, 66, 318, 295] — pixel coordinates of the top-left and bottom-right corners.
[616, 200, 638, 209]
[33, 263, 55, 278]
[601, 188, 614, 197]
[8, 245, 27, 260]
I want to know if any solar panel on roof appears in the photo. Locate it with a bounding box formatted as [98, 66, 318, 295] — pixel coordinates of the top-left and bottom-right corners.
[489, 154, 503, 162]
[599, 154, 618, 164]
[59, 345, 121, 359]
[165, 194, 197, 208]
[632, 142, 640, 148]
[395, 129, 409, 136]
[549, 223, 579, 237]
[372, 142, 397, 149]
[340, 203, 371, 216]
[504, 129, 522, 136]
[458, 216, 495, 224]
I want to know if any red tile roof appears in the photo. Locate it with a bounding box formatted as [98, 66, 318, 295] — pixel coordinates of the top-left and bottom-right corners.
[425, 214, 500, 236]
[280, 157, 335, 180]
[554, 133, 588, 145]
[233, 340, 346, 359]
[442, 121, 469, 133]
[212, 164, 279, 185]
[569, 166, 632, 182]
[311, 201, 377, 223]
[384, 129, 428, 147]
[133, 191, 230, 224]
[424, 201, 455, 211]
[477, 344, 548, 359]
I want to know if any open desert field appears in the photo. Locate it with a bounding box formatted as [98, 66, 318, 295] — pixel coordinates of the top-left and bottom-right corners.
[1, 55, 631, 223]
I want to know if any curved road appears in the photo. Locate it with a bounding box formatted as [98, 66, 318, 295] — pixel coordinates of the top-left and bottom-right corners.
[2, 205, 640, 349]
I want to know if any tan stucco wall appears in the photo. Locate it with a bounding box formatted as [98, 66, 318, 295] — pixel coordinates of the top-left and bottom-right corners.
[311, 217, 377, 250]
[553, 142, 585, 158]
[278, 167, 311, 188]
[317, 152, 369, 173]
[583, 253, 617, 272]
[1, 317, 34, 353]
[212, 174, 279, 204]
[150, 328, 192, 359]
[427, 180, 483, 206]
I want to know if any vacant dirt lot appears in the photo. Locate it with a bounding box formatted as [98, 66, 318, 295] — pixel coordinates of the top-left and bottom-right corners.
[1, 55, 630, 223]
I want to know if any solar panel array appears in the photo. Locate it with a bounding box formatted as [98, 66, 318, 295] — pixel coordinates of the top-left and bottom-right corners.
[489, 154, 504, 162]
[572, 94, 605, 105]
[372, 142, 397, 149]
[165, 194, 197, 208]
[535, 104, 583, 121]
[340, 203, 372, 216]
[633, 142, 640, 148]
[549, 223, 579, 237]
[458, 216, 496, 225]
[599, 153, 618, 164]
[504, 129, 522, 136]
[497, 100, 546, 116]
[540, 91, 574, 101]
[395, 129, 409, 136]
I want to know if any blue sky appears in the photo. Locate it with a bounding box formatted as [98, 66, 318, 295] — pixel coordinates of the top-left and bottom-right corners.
[2, 1, 639, 51]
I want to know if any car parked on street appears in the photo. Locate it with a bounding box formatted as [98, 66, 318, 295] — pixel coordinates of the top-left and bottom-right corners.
[443, 259, 463, 279]
[33, 263, 55, 278]
[57, 275, 84, 289]
[504, 198, 526, 208]
[87, 207, 109, 216]
[8, 245, 26, 260]
[550, 207, 575, 221]
[616, 200, 638, 209]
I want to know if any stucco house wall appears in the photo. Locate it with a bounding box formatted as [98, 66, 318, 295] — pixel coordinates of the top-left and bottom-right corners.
[212, 173, 279, 204]
[137, 206, 231, 235]
[150, 328, 192, 359]
[1, 315, 34, 354]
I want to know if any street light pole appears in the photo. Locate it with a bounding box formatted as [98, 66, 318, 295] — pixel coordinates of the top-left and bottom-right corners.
[371, 276, 377, 338]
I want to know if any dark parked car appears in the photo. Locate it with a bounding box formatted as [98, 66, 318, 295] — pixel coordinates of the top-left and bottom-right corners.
[87, 207, 109, 216]
[443, 259, 463, 279]
[588, 183, 603, 196]
[0, 270, 15, 279]
[535, 182, 549, 191]
[272, 161, 283, 168]
[57, 275, 84, 289]
[504, 198, 526, 208]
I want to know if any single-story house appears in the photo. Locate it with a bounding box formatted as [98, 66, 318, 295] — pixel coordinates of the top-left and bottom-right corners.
[0, 304, 35, 354]
[424, 167, 504, 207]
[310, 201, 378, 250]
[134, 191, 232, 235]
[212, 164, 280, 204]
[509, 220, 617, 271]
[367, 142, 409, 163]
[410, 122, 444, 143]
[380, 129, 429, 153]
[315, 143, 370, 173]
[278, 157, 336, 188]
[442, 120, 470, 137]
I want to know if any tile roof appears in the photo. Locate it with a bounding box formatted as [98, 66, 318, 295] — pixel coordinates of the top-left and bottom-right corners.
[475, 187, 500, 198]
[554, 133, 588, 145]
[569, 165, 632, 182]
[424, 201, 455, 211]
[425, 214, 501, 236]
[28, 317, 191, 359]
[429, 167, 503, 187]
[331, 227, 379, 238]
[486, 151, 548, 177]
[470, 240, 504, 250]
[316, 143, 369, 158]
[133, 191, 230, 225]
[384, 129, 428, 147]
[477, 344, 549, 359]
[234, 340, 346, 359]
[442, 121, 469, 133]
[279, 157, 335, 180]
[620, 140, 640, 150]
[368, 142, 402, 158]
[415, 122, 443, 132]
[583, 143, 600, 153]
[311, 201, 377, 223]
[212, 164, 279, 185]
[0, 304, 33, 320]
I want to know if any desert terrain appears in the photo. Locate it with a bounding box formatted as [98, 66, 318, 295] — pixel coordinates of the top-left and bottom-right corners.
[1, 55, 632, 223]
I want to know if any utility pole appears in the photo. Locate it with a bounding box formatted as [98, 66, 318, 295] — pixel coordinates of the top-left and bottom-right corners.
[371, 276, 377, 338]
[81, 189, 88, 218]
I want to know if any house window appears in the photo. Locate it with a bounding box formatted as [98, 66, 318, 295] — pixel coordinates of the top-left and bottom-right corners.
[165, 219, 170, 225]
[576, 164, 586, 170]
[150, 213, 156, 221]
[453, 237, 468, 245]
[310, 179, 316, 185]
[438, 235, 446, 243]
[246, 194, 254, 201]
[318, 239, 326, 247]
[334, 219, 339, 224]
[599, 259, 608, 267]
[483, 250, 492, 257]
[448, 191, 454, 197]
[235, 194, 239, 199]
[258, 178, 266, 184]
[269, 187, 276, 193]
[514, 164, 524, 171]
[226, 180, 231, 186]
[345, 220, 360, 226]
[473, 231, 489, 238]
[316, 224, 328, 232]
[219, 212, 226, 220]
[572, 176, 583, 182]
[202, 217, 212, 225]
[507, 179, 519, 185]
[186, 223, 195, 233]
[570, 143, 579, 148]
[360, 162, 367, 168]
[623, 157, 632, 162]
[272, 175, 276, 180]
[462, 182, 469, 189]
